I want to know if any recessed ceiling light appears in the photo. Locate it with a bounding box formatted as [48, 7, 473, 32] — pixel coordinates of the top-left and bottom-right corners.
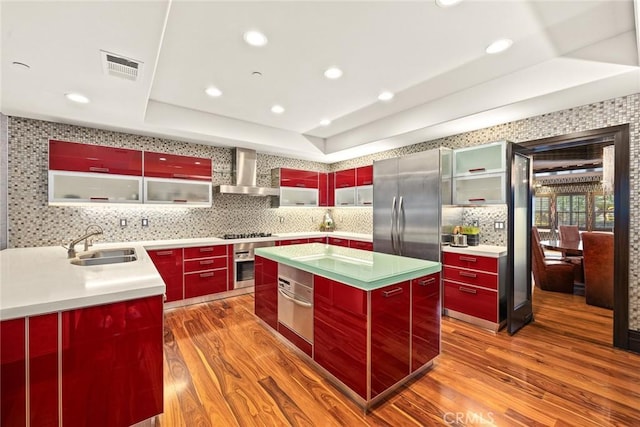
[486, 38, 513, 54]
[243, 30, 268, 47]
[378, 91, 394, 101]
[324, 67, 343, 80]
[435, 0, 463, 7]
[65, 92, 90, 104]
[205, 86, 222, 97]
[271, 104, 285, 114]
[319, 119, 331, 127]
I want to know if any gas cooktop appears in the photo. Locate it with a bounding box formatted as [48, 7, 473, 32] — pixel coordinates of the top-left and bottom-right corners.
[221, 232, 273, 240]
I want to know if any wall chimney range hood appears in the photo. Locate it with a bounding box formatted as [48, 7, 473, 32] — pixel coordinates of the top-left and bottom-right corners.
[213, 148, 279, 196]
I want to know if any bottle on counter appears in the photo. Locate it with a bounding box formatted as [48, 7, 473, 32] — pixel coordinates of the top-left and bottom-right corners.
[320, 211, 335, 231]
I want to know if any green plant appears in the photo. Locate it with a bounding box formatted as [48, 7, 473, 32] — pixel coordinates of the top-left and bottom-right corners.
[461, 226, 480, 235]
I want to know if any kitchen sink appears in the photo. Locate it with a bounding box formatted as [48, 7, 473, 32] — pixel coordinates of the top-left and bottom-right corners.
[70, 247, 137, 266]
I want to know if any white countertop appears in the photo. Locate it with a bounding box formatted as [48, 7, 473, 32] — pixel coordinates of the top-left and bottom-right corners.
[442, 244, 507, 258]
[0, 231, 373, 320]
[0, 243, 165, 321]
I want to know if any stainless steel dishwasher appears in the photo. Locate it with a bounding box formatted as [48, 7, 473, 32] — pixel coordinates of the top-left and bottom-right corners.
[277, 264, 313, 344]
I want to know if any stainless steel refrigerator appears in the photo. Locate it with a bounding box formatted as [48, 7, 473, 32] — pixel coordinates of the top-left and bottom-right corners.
[373, 148, 451, 262]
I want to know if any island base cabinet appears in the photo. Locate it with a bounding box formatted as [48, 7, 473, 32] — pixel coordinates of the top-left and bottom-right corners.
[62, 296, 163, 427]
[0, 318, 26, 427]
[411, 273, 441, 370]
[255, 256, 279, 330]
[29, 313, 59, 427]
[370, 281, 410, 399]
[313, 276, 368, 399]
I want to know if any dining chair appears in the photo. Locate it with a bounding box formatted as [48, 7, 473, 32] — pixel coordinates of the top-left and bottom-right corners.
[531, 228, 575, 293]
[582, 232, 614, 309]
[557, 225, 583, 281]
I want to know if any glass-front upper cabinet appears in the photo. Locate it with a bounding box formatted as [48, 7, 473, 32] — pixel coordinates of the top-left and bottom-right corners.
[49, 171, 142, 204]
[453, 141, 506, 177]
[144, 178, 211, 206]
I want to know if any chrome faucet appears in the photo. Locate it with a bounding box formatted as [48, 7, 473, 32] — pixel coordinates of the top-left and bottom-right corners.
[65, 225, 104, 258]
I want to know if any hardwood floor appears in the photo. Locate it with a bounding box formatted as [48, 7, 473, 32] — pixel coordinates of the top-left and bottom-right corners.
[158, 290, 639, 426]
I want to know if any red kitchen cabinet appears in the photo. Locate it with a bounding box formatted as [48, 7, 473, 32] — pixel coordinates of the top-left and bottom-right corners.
[411, 273, 441, 371]
[183, 245, 229, 299]
[328, 236, 349, 247]
[29, 313, 59, 427]
[443, 252, 498, 273]
[328, 172, 335, 207]
[349, 239, 373, 251]
[313, 276, 368, 399]
[255, 256, 279, 329]
[319, 172, 328, 206]
[444, 281, 497, 322]
[370, 281, 410, 398]
[356, 165, 373, 186]
[278, 238, 309, 246]
[49, 140, 142, 176]
[143, 151, 212, 181]
[1, 318, 26, 427]
[62, 296, 163, 427]
[334, 168, 356, 188]
[278, 168, 319, 189]
[308, 237, 327, 244]
[148, 248, 184, 302]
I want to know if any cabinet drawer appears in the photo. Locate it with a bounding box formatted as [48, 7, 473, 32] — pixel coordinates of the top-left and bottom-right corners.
[184, 269, 228, 298]
[444, 281, 498, 322]
[443, 252, 497, 273]
[183, 245, 227, 259]
[328, 237, 349, 247]
[278, 238, 309, 246]
[184, 257, 227, 273]
[349, 239, 373, 251]
[147, 248, 183, 266]
[308, 237, 327, 244]
[443, 266, 497, 290]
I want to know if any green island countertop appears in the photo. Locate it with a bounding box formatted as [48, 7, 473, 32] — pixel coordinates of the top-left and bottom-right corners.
[255, 243, 441, 291]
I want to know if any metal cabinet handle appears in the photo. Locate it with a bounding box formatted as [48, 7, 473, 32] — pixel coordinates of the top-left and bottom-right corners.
[295, 183, 305, 187]
[418, 278, 436, 286]
[199, 248, 214, 252]
[199, 260, 214, 265]
[173, 199, 187, 203]
[89, 166, 109, 173]
[397, 196, 404, 256]
[278, 289, 312, 307]
[459, 256, 477, 263]
[200, 272, 215, 278]
[459, 286, 477, 294]
[459, 271, 477, 278]
[390, 196, 397, 254]
[173, 173, 189, 179]
[156, 250, 173, 256]
[382, 287, 404, 298]
[468, 168, 486, 173]
[89, 197, 109, 201]
[468, 198, 486, 202]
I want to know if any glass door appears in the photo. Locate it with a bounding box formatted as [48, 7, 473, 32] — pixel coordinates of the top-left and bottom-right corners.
[507, 142, 533, 335]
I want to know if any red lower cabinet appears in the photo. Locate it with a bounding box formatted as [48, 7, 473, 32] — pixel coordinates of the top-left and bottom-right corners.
[0, 318, 26, 427]
[184, 269, 228, 298]
[327, 237, 349, 247]
[148, 248, 183, 302]
[62, 296, 163, 426]
[349, 239, 373, 251]
[411, 273, 441, 371]
[29, 313, 59, 427]
[313, 276, 368, 399]
[370, 281, 410, 398]
[255, 256, 278, 329]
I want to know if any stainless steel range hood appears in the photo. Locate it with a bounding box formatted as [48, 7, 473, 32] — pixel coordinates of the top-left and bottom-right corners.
[213, 148, 279, 196]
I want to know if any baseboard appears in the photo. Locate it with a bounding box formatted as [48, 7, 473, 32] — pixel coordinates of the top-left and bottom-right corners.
[628, 330, 640, 354]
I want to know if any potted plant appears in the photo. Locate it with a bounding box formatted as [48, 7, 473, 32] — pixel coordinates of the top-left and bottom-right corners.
[461, 225, 481, 246]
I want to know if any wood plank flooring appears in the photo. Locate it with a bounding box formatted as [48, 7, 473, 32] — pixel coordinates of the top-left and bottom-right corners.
[157, 289, 640, 426]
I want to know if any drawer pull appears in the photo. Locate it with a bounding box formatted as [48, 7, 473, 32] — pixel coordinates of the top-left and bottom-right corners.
[173, 173, 190, 179]
[459, 271, 477, 279]
[468, 168, 486, 173]
[89, 166, 109, 173]
[156, 250, 173, 256]
[173, 199, 188, 203]
[459, 256, 477, 263]
[382, 287, 404, 298]
[418, 278, 436, 286]
[362, 180, 372, 185]
[295, 183, 305, 187]
[468, 198, 486, 202]
[199, 248, 214, 252]
[199, 260, 214, 265]
[200, 272, 215, 278]
[459, 286, 477, 294]
[89, 197, 109, 201]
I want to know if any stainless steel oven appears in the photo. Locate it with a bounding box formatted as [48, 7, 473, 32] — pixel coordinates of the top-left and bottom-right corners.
[234, 241, 275, 289]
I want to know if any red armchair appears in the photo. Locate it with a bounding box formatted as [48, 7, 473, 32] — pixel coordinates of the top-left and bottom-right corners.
[581, 232, 614, 309]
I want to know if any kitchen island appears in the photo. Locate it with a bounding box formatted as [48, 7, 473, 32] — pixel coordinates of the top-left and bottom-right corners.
[254, 243, 441, 408]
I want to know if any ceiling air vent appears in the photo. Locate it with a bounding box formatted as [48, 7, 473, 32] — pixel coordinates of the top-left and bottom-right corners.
[100, 50, 142, 81]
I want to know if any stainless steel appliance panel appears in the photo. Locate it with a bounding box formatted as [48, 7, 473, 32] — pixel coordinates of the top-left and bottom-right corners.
[373, 157, 399, 255]
[234, 240, 275, 289]
[277, 264, 313, 343]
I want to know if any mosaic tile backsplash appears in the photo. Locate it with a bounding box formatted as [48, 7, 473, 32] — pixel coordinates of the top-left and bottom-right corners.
[6, 92, 640, 331]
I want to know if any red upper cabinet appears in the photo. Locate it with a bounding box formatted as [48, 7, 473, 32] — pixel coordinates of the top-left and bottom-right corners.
[328, 172, 335, 207]
[319, 172, 328, 206]
[144, 151, 212, 181]
[356, 165, 373, 186]
[334, 168, 356, 188]
[279, 168, 319, 189]
[49, 140, 142, 176]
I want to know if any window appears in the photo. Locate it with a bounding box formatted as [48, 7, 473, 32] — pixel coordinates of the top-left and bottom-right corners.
[534, 195, 551, 228]
[593, 193, 614, 230]
[556, 194, 587, 229]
